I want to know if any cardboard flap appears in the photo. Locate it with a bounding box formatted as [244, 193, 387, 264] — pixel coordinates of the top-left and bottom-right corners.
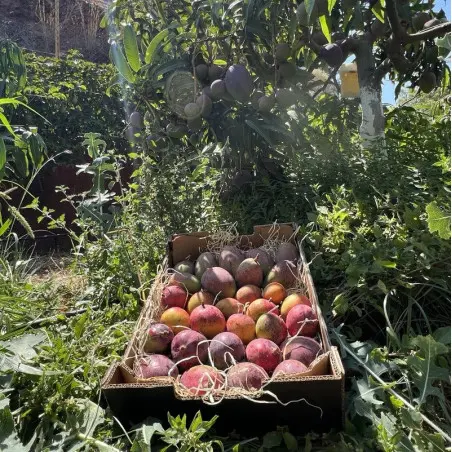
[169, 233, 209, 264]
[253, 223, 296, 241]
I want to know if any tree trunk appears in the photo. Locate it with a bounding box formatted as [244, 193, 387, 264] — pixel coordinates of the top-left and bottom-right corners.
[355, 40, 386, 153]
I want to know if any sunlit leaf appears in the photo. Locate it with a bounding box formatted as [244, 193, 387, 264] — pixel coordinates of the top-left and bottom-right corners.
[123, 24, 141, 72]
[144, 29, 169, 65]
[319, 15, 332, 43]
[372, 0, 385, 23]
[426, 201, 451, 239]
[110, 43, 135, 84]
[328, 0, 337, 14]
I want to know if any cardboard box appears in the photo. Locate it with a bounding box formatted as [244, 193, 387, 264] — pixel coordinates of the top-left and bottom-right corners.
[101, 223, 345, 434]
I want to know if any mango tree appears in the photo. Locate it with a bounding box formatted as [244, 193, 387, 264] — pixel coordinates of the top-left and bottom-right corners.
[104, 0, 450, 168]
[298, 0, 451, 144]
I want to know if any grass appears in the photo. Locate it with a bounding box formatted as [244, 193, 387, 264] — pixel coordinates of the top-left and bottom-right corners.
[0, 224, 450, 451]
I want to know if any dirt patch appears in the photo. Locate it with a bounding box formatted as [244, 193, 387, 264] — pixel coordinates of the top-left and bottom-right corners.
[0, 0, 109, 62]
[27, 253, 87, 310]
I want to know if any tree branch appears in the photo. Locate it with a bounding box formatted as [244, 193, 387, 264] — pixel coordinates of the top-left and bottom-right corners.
[312, 66, 340, 99]
[373, 58, 392, 82]
[404, 22, 451, 43]
[385, 0, 402, 39]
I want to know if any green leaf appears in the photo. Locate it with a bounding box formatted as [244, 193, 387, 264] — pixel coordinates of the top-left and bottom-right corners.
[110, 43, 135, 84]
[262, 431, 282, 448]
[0, 354, 55, 376]
[245, 119, 274, 147]
[0, 332, 46, 359]
[0, 137, 6, 173]
[0, 218, 12, 237]
[73, 311, 89, 339]
[0, 394, 32, 451]
[425, 201, 451, 240]
[327, 0, 336, 14]
[304, 0, 316, 22]
[377, 279, 388, 294]
[319, 14, 332, 43]
[282, 432, 298, 451]
[407, 335, 450, 405]
[433, 327, 451, 345]
[355, 378, 384, 406]
[144, 29, 169, 65]
[69, 399, 105, 436]
[332, 293, 349, 315]
[123, 24, 141, 73]
[389, 395, 404, 409]
[0, 111, 15, 135]
[371, 0, 385, 23]
[376, 260, 397, 269]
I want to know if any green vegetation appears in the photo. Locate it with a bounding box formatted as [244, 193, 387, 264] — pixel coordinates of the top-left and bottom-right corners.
[0, 0, 451, 449]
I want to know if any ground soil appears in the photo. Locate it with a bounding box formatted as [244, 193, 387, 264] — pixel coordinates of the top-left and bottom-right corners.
[0, 0, 109, 62]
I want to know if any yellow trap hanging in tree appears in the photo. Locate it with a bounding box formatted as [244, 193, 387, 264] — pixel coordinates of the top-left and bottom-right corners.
[339, 63, 359, 98]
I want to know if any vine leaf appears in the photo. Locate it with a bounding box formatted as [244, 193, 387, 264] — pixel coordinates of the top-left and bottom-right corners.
[426, 201, 451, 240]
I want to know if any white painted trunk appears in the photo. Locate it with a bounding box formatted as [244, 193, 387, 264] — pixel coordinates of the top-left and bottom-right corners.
[355, 40, 387, 156]
[359, 86, 384, 140]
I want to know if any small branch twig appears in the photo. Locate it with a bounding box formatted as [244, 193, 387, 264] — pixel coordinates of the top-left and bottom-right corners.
[373, 58, 392, 82]
[312, 66, 339, 98]
[405, 22, 451, 43]
[385, 0, 403, 39]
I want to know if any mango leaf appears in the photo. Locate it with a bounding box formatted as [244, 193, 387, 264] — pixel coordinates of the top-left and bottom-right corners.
[319, 15, 332, 43]
[106, 74, 122, 97]
[144, 29, 169, 65]
[0, 111, 15, 135]
[245, 119, 275, 147]
[425, 201, 451, 240]
[123, 24, 141, 72]
[0, 137, 6, 174]
[304, 0, 317, 22]
[262, 431, 282, 448]
[110, 43, 135, 84]
[433, 327, 451, 345]
[282, 432, 298, 451]
[441, 65, 450, 94]
[327, 0, 336, 14]
[371, 0, 385, 23]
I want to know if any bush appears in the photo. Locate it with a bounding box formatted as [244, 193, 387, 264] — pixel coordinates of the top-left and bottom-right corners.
[12, 50, 126, 163]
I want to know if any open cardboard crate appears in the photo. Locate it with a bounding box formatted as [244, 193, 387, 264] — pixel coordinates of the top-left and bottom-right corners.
[101, 223, 345, 434]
